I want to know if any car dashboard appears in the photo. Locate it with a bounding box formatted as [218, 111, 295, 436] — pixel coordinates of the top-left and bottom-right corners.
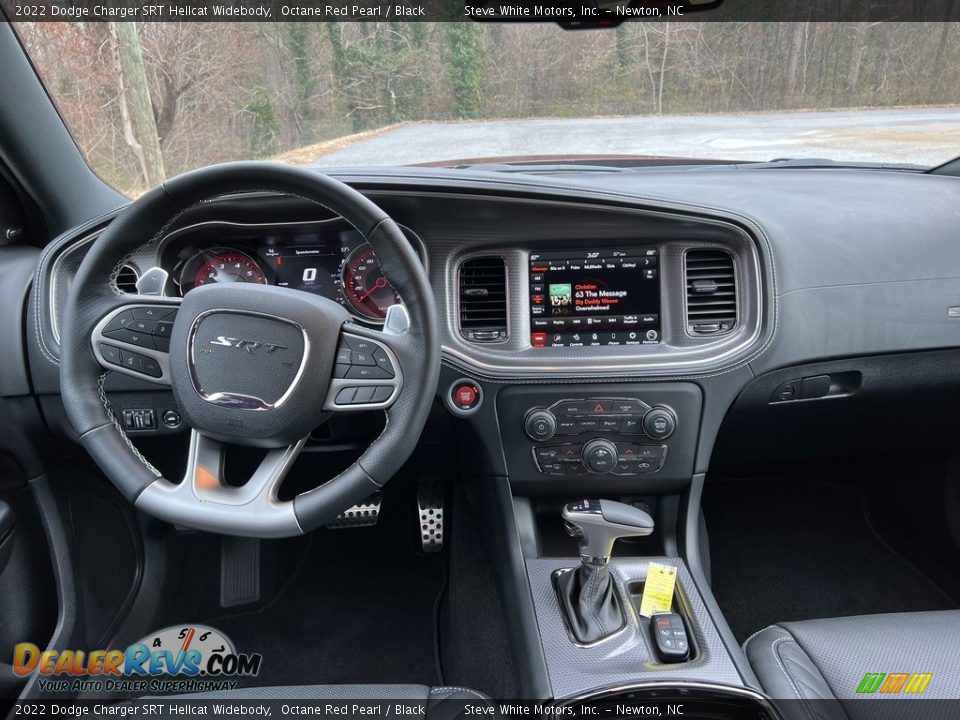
[25, 164, 960, 496]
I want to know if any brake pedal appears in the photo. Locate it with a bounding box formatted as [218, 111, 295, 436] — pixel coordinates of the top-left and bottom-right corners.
[417, 479, 444, 552]
[326, 493, 382, 529]
[220, 536, 261, 608]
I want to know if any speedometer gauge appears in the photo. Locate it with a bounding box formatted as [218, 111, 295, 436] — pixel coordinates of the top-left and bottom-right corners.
[340, 243, 400, 321]
[179, 248, 267, 295]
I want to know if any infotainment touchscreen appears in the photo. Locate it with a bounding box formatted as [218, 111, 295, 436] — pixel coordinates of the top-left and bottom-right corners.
[529, 249, 659, 348]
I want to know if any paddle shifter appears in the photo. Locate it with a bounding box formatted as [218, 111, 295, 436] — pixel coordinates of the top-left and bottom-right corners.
[556, 498, 655, 644]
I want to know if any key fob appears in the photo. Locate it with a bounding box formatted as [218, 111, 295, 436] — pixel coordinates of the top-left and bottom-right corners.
[650, 612, 690, 662]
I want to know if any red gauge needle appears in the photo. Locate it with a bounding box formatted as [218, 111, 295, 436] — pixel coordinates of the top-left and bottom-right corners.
[357, 276, 388, 304]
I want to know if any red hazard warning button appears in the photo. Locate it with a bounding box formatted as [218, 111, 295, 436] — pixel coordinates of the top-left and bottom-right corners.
[589, 400, 612, 415]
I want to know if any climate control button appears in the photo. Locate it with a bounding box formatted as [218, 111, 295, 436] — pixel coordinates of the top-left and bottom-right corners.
[582, 438, 618, 473]
[524, 409, 557, 441]
[643, 406, 677, 440]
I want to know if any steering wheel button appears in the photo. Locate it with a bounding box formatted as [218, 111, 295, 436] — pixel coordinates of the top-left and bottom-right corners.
[132, 307, 167, 321]
[372, 347, 395, 374]
[152, 321, 174, 338]
[345, 337, 376, 354]
[106, 327, 156, 349]
[154, 336, 170, 353]
[336, 347, 352, 365]
[131, 319, 157, 334]
[353, 386, 376, 404]
[141, 356, 163, 378]
[370, 386, 393, 403]
[335, 387, 358, 404]
[103, 310, 135, 333]
[345, 365, 391, 380]
[99, 344, 122, 366]
[333, 363, 350, 378]
[351, 351, 376, 367]
[120, 350, 143, 371]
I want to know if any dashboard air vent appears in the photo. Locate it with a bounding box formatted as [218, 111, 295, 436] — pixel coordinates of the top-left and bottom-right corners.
[459, 256, 508, 342]
[685, 250, 737, 335]
[114, 265, 140, 294]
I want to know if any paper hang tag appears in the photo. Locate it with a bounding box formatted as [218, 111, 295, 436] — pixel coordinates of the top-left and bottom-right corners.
[639, 562, 678, 617]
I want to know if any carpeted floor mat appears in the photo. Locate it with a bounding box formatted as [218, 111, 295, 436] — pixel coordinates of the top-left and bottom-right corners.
[702, 479, 958, 643]
[207, 516, 444, 688]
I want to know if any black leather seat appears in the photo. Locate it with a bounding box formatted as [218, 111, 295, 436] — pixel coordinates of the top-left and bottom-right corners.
[160, 684, 490, 718]
[745, 610, 960, 719]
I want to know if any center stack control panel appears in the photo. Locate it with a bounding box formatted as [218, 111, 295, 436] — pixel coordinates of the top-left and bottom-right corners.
[525, 398, 675, 476]
[497, 383, 702, 492]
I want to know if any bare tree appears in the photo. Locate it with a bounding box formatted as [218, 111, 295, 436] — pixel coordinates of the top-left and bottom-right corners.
[109, 22, 165, 187]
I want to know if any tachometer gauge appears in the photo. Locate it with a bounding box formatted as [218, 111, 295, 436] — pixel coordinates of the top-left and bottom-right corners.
[340, 243, 400, 321]
[179, 248, 267, 295]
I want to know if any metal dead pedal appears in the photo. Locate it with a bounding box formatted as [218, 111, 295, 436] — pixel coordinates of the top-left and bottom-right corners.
[220, 536, 261, 608]
[418, 479, 444, 552]
[326, 493, 382, 529]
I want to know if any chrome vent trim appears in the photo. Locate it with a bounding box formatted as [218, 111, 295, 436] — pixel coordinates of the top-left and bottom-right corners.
[114, 264, 140, 294]
[684, 249, 737, 335]
[458, 256, 508, 342]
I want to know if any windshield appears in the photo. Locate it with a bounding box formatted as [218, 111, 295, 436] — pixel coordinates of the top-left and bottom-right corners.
[14, 20, 960, 195]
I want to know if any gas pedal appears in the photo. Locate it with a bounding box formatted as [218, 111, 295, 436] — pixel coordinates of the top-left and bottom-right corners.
[326, 493, 382, 529]
[417, 479, 444, 552]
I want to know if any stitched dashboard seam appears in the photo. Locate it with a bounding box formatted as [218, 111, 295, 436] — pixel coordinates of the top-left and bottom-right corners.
[33, 206, 126, 365]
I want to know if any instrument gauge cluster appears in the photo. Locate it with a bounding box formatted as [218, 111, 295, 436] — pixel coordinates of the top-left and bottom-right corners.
[165, 222, 422, 325]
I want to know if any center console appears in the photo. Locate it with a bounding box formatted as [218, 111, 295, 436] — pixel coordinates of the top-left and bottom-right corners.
[489, 382, 754, 702]
[526, 554, 745, 698]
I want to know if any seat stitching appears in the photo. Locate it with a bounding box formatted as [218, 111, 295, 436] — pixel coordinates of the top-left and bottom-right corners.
[742, 624, 777, 653]
[429, 686, 488, 701]
[771, 636, 820, 720]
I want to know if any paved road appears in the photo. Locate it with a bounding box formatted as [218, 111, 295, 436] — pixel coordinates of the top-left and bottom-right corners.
[312, 107, 960, 167]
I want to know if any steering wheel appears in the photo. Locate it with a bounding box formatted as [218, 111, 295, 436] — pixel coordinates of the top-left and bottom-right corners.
[59, 163, 440, 538]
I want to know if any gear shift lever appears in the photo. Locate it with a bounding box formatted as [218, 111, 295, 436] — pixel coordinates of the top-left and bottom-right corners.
[556, 499, 654, 644]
